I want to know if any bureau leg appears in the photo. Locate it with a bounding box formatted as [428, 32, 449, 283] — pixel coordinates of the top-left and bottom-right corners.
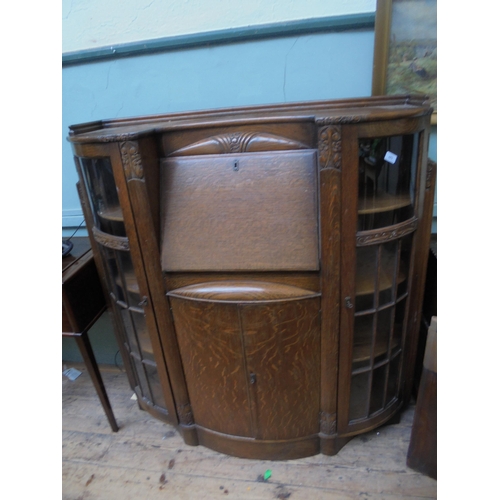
[74, 331, 119, 432]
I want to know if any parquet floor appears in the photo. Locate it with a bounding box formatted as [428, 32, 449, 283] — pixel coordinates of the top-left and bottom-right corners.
[62, 363, 437, 500]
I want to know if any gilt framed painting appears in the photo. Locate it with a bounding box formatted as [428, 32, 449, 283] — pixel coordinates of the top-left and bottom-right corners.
[372, 0, 437, 123]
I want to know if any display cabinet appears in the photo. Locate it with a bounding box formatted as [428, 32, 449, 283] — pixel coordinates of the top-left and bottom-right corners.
[68, 95, 436, 459]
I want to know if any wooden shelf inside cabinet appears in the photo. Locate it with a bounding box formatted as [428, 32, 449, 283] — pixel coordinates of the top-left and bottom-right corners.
[358, 191, 411, 215]
[352, 324, 399, 364]
[115, 271, 140, 295]
[355, 248, 406, 296]
[98, 206, 124, 222]
[122, 272, 140, 296]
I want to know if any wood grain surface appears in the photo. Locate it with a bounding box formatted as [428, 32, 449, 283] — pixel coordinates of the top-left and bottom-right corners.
[160, 150, 319, 271]
[241, 297, 321, 440]
[168, 280, 319, 302]
[62, 363, 437, 500]
[169, 297, 254, 437]
[169, 289, 321, 442]
[69, 97, 435, 461]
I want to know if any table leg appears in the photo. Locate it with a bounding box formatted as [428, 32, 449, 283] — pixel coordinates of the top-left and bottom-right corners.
[74, 331, 119, 432]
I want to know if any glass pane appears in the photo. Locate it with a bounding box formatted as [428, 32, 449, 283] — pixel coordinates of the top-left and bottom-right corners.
[120, 308, 139, 354]
[379, 240, 398, 307]
[101, 247, 124, 302]
[349, 371, 370, 421]
[78, 157, 126, 236]
[130, 310, 154, 362]
[387, 354, 402, 403]
[358, 134, 418, 231]
[115, 250, 141, 307]
[355, 245, 378, 311]
[376, 306, 393, 361]
[133, 357, 152, 401]
[397, 235, 413, 298]
[356, 243, 400, 310]
[352, 314, 374, 370]
[369, 364, 388, 415]
[353, 307, 394, 369]
[393, 298, 407, 355]
[144, 362, 167, 409]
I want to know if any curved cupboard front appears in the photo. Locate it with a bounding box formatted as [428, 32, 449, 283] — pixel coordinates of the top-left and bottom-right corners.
[69, 96, 436, 459]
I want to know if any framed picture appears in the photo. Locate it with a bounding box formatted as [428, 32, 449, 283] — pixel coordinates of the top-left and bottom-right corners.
[372, 0, 437, 124]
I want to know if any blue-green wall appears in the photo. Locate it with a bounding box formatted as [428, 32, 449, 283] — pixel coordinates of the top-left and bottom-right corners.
[63, 28, 374, 233]
[62, 28, 437, 235]
[63, 28, 437, 235]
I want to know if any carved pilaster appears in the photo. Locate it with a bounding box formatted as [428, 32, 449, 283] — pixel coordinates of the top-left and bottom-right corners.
[318, 125, 342, 170]
[120, 141, 144, 180]
[176, 403, 194, 426]
[320, 411, 336, 435]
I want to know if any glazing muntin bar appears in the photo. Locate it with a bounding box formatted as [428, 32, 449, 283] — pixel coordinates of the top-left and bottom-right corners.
[132, 351, 153, 402]
[115, 249, 131, 306]
[362, 244, 382, 417]
[396, 233, 417, 398]
[128, 306, 144, 314]
[395, 292, 411, 398]
[354, 292, 408, 317]
[112, 264, 161, 407]
[348, 395, 401, 426]
[352, 346, 403, 376]
[142, 358, 157, 368]
[127, 311, 157, 404]
[140, 358, 165, 409]
[114, 251, 154, 403]
[130, 351, 142, 362]
[381, 239, 402, 408]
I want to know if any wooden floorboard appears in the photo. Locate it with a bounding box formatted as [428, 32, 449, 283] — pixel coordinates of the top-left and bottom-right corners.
[62, 363, 437, 500]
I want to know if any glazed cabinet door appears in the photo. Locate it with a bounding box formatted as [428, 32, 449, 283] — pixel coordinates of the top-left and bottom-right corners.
[338, 119, 429, 434]
[74, 151, 178, 424]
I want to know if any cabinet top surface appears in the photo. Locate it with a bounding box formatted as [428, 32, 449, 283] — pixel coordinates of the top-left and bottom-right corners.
[68, 95, 432, 144]
[62, 237, 92, 280]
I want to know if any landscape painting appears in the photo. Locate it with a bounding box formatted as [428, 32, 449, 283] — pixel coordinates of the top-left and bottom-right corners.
[386, 0, 437, 113]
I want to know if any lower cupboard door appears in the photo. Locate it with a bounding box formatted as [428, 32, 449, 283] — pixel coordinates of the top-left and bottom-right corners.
[240, 297, 321, 440]
[169, 295, 321, 440]
[169, 297, 254, 437]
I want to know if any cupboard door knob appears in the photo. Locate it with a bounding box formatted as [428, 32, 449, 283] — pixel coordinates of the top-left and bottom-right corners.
[249, 373, 257, 385]
[138, 297, 148, 307]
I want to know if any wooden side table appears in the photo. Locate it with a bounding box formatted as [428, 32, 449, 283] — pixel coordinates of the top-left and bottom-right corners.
[62, 237, 119, 432]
